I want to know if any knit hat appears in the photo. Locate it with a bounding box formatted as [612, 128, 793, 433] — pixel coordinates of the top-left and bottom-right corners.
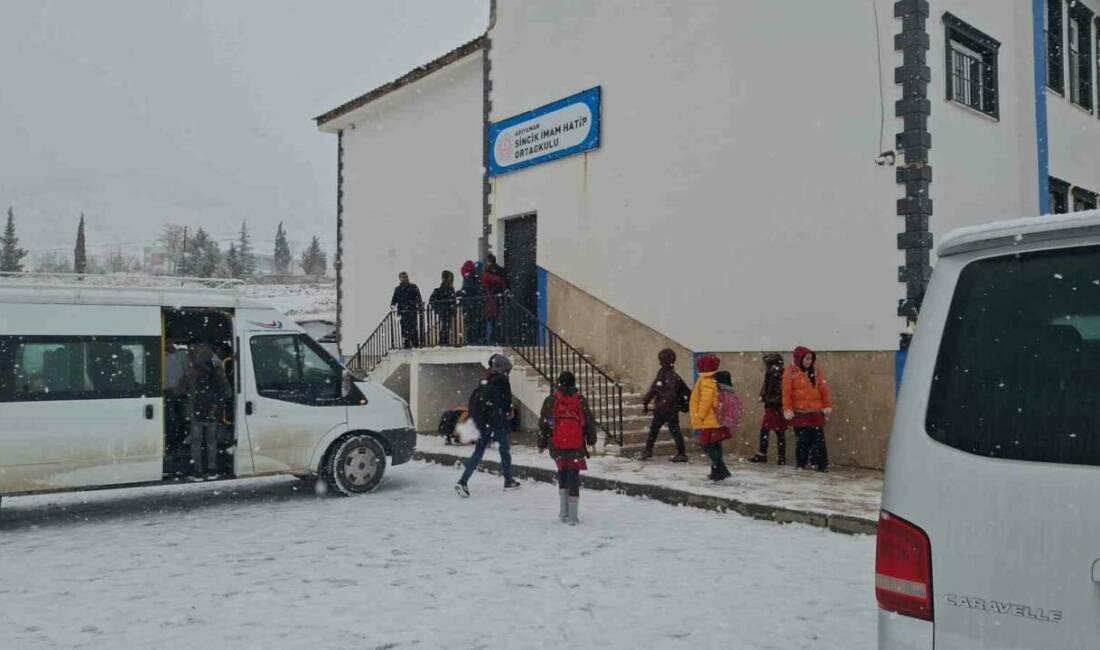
[557, 371, 576, 389]
[696, 354, 720, 373]
[460, 260, 476, 277]
[657, 348, 676, 368]
[763, 352, 784, 367]
[489, 353, 513, 374]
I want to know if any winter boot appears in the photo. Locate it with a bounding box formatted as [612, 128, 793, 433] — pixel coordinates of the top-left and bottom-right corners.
[640, 448, 654, 460]
[454, 483, 470, 498]
[669, 453, 688, 463]
[558, 489, 569, 523]
[567, 496, 580, 525]
[504, 479, 522, 490]
[749, 454, 766, 463]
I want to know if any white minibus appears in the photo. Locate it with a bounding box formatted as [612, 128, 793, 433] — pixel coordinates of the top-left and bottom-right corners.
[878, 212, 1100, 648]
[0, 276, 415, 507]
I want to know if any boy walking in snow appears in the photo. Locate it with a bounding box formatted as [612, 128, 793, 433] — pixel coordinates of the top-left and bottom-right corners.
[538, 371, 598, 525]
[641, 348, 690, 461]
[455, 354, 521, 496]
[751, 353, 789, 464]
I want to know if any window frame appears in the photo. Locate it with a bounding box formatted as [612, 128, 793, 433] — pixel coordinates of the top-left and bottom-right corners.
[1069, 2, 1095, 111]
[0, 335, 162, 403]
[1072, 186, 1098, 211]
[943, 12, 1001, 119]
[1051, 177, 1071, 214]
[1048, 0, 1066, 94]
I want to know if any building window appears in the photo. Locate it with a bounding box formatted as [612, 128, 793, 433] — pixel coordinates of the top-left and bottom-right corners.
[1051, 177, 1070, 214]
[1069, 3, 1094, 110]
[1048, 0, 1065, 94]
[944, 13, 1001, 118]
[1073, 187, 1098, 211]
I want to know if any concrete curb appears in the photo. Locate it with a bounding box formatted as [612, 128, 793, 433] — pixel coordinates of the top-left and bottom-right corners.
[413, 450, 878, 535]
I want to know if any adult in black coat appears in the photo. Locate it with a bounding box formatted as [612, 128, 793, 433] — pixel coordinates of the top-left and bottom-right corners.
[429, 270, 457, 346]
[390, 272, 423, 348]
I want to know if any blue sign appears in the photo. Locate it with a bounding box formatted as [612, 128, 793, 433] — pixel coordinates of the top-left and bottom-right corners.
[488, 87, 601, 177]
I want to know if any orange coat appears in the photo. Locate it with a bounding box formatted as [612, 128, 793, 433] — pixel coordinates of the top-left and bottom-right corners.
[781, 365, 832, 414]
[690, 371, 720, 430]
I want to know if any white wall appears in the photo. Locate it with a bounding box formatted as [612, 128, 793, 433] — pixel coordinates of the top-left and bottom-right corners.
[1046, 0, 1100, 196]
[337, 51, 484, 350]
[490, 0, 903, 352]
[929, 1, 1040, 247]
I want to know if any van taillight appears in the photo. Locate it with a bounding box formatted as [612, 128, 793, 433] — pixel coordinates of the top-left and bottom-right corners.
[875, 510, 933, 621]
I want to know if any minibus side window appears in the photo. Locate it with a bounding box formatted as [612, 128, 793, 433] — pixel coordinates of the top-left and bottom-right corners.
[926, 245, 1100, 466]
[0, 336, 161, 402]
[251, 334, 340, 402]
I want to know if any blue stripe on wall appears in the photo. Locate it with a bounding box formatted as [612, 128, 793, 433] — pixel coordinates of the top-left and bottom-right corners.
[1033, 0, 1051, 215]
[536, 266, 548, 345]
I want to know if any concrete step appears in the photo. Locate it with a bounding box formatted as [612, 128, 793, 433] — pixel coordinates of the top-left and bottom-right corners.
[611, 440, 683, 459]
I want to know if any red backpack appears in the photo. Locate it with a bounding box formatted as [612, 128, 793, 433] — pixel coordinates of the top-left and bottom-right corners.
[551, 392, 586, 450]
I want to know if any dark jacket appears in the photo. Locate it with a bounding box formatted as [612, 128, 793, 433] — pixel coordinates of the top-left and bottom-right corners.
[642, 349, 689, 415]
[476, 372, 513, 432]
[760, 353, 785, 410]
[429, 285, 456, 317]
[537, 387, 598, 459]
[390, 283, 423, 313]
[480, 270, 507, 319]
[181, 362, 231, 422]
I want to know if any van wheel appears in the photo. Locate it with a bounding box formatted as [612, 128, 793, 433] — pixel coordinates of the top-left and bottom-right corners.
[325, 435, 387, 496]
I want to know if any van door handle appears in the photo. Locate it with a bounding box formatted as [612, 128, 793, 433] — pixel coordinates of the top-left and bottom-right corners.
[245, 401, 254, 416]
[144, 404, 155, 420]
[1092, 559, 1100, 583]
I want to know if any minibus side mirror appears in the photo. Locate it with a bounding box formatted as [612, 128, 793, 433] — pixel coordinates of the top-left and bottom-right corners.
[341, 369, 352, 398]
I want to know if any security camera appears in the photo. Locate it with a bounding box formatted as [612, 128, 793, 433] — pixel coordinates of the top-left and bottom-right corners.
[874, 151, 896, 166]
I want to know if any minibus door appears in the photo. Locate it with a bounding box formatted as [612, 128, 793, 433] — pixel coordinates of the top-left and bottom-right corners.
[241, 332, 348, 475]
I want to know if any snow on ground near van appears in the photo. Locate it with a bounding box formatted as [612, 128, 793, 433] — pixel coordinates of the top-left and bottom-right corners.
[239, 283, 335, 322]
[0, 462, 876, 650]
[418, 434, 884, 521]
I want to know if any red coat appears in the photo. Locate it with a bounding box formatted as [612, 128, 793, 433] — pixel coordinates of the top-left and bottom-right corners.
[481, 270, 507, 318]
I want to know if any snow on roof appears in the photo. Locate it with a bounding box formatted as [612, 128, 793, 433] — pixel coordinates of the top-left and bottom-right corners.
[938, 210, 1100, 257]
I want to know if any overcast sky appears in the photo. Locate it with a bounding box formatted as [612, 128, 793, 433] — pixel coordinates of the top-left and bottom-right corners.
[0, 0, 488, 264]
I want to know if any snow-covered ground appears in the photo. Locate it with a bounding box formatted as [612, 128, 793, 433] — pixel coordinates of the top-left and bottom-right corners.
[239, 282, 336, 323]
[418, 434, 884, 522]
[0, 462, 876, 649]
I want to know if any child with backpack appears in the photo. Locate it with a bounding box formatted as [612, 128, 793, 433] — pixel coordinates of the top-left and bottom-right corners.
[690, 355, 735, 482]
[641, 348, 690, 461]
[751, 353, 789, 464]
[455, 354, 520, 497]
[538, 371, 598, 525]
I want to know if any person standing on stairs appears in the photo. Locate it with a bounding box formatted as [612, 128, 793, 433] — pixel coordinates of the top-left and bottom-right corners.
[455, 353, 522, 497]
[390, 272, 423, 349]
[691, 355, 732, 482]
[537, 371, 598, 525]
[751, 353, 789, 464]
[641, 348, 690, 462]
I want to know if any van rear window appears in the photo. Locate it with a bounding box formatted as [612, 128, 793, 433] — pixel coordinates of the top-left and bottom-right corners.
[926, 245, 1100, 465]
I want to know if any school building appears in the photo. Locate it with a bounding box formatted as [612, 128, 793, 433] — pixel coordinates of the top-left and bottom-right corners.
[315, 0, 1100, 468]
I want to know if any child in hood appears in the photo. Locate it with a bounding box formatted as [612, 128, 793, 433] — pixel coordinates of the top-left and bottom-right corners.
[751, 353, 789, 464]
[690, 355, 732, 481]
[641, 348, 690, 461]
[538, 371, 598, 525]
[782, 346, 833, 472]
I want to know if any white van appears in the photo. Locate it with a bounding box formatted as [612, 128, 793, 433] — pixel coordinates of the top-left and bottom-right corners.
[0, 276, 415, 506]
[878, 212, 1100, 648]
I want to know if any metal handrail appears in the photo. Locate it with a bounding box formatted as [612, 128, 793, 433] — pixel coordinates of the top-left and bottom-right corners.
[347, 292, 625, 447]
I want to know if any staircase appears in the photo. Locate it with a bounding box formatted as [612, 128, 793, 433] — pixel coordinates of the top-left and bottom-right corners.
[348, 294, 638, 452]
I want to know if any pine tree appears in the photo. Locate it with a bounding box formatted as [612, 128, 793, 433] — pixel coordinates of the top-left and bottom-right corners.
[225, 242, 243, 279]
[237, 220, 255, 278]
[300, 236, 327, 277]
[273, 222, 291, 276]
[74, 213, 87, 275]
[183, 228, 221, 278]
[0, 207, 28, 273]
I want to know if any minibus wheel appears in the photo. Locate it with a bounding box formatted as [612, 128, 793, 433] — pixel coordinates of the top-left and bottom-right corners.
[325, 434, 387, 496]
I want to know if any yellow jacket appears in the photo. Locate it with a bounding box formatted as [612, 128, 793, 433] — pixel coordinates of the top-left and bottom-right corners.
[690, 371, 720, 429]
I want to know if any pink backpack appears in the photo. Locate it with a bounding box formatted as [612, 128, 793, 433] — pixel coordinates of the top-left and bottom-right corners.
[716, 388, 743, 429]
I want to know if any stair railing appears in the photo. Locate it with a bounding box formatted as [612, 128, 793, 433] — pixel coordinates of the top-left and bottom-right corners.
[345, 293, 625, 447]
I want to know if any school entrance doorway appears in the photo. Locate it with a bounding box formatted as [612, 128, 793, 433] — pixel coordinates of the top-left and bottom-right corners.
[502, 213, 538, 344]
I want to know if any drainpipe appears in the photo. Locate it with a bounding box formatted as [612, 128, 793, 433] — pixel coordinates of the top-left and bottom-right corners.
[479, 0, 498, 260]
